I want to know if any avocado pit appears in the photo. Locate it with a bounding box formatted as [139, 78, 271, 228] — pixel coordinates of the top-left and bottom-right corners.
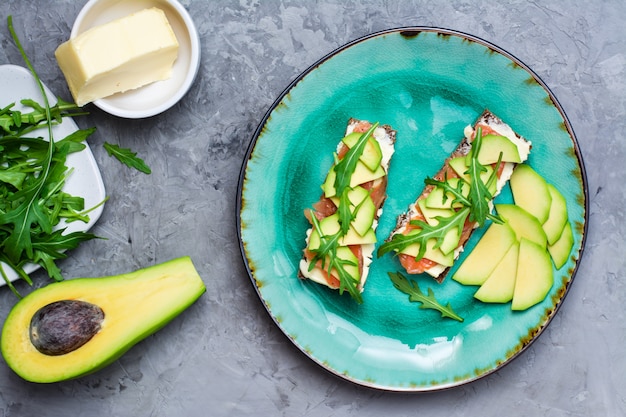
[29, 300, 104, 356]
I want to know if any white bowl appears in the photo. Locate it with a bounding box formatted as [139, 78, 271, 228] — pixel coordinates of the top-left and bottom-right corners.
[70, 0, 201, 118]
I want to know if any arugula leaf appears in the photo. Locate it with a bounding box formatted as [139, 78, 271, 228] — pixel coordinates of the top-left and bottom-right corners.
[103, 142, 152, 174]
[0, 99, 88, 136]
[388, 271, 464, 321]
[0, 171, 27, 189]
[332, 123, 378, 195]
[336, 188, 355, 236]
[465, 128, 503, 227]
[0, 185, 51, 262]
[31, 230, 100, 281]
[378, 207, 470, 259]
[56, 127, 93, 153]
[308, 212, 362, 303]
[424, 175, 471, 208]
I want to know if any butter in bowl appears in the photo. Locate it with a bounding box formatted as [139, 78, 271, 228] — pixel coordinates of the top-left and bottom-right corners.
[56, 0, 200, 118]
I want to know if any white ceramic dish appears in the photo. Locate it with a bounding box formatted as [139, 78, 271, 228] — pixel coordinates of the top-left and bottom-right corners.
[0, 64, 106, 283]
[70, 0, 201, 118]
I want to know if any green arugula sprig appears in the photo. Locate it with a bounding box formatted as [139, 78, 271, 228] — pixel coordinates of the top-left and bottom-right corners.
[333, 123, 378, 195]
[336, 186, 355, 236]
[0, 98, 88, 136]
[308, 213, 362, 303]
[378, 207, 470, 259]
[423, 175, 471, 208]
[389, 271, 463, 321]
[103, 143, 152, 174]
[465, 127, 503, 227]
[377, 128, 502, 261]
[0, 16, 106, 295]
[307, 123, 380, 303]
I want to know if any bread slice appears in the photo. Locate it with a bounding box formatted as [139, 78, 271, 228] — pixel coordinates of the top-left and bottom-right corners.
[384, 110, 531, 283]
[298, 119, 396, 300]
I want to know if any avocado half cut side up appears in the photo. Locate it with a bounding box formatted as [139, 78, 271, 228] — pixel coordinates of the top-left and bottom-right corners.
[1, 256, 206, 383]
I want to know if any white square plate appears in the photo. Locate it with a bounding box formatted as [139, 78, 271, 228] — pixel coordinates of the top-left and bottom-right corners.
[0, 64, 106, 283]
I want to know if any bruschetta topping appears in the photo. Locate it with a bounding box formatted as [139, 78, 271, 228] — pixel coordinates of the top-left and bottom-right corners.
[299, 119, 396, 302]
[379, 110, 530, 282]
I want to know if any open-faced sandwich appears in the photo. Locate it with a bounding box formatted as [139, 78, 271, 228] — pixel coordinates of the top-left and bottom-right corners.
[378, 110, 531, 282]
[298, 119, 396, 302]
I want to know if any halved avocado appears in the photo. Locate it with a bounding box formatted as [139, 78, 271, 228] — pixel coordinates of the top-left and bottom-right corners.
[1, 256, 205, 383]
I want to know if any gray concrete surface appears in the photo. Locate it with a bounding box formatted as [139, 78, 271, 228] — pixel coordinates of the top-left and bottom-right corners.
[0, 1, 624, 416]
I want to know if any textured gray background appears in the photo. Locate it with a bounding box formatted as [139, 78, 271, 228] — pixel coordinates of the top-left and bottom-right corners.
[0, 1, 624, 416]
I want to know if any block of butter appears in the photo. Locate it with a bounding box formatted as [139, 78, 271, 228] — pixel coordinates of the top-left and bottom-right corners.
[55, 7, 179, 106]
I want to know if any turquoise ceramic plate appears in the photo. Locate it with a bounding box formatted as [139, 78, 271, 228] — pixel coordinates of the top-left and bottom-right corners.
[237, 28, 587, 391]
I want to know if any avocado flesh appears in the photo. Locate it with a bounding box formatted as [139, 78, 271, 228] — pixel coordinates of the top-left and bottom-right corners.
[424, 177, 469, 209]
[417, 199, 461, 255]
[452, 222, 517, 286]
[512, 238, 554, 311]
[548, 220, 574, 269]
[341, 132, 383, 171]
[542, 183, 569, 245]
[307, 213, 377, 249]
[1, 256, 205, 383]
[473, 134, 522, 165]
[495, 204, 548, 248]
[330, 186, 376, 236]
[399, 235, 455, 266]
[322, 159, 385, 198]
[509, 164, 552, 224]
[448, 157, 497, 196]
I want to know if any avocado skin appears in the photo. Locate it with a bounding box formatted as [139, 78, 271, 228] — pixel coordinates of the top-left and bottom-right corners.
[1, 256, 206, 383]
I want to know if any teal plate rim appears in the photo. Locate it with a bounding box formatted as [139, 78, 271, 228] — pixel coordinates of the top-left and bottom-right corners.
[236, 27, 589, 392]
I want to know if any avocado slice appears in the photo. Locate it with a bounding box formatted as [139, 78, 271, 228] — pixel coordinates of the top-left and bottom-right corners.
[424, 177, 470, 209]
[350, 161, 386, 187]
[1, 257, 205, 383]
[322, 161, 386, 197]
[496, 203, 548, 248]
[548, 220, 574, 269]
[472, 134, 522, 165]
[308, 213, 376, 249]
[399, 235, 455, 267]
[542, 184, 569, 245]
[322, 165, 338, 198]
[448, 157, 497, 195]
[473, 241, 520, 303]
[509, 164, 552, 224]
[417, 199, 461, 255]
[333, 246, 360, 283]
[330, 186, 376, 236]
[512, 238, 554, 311]
[341, 131, 383, 171]
[452, 222, 517, 286]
